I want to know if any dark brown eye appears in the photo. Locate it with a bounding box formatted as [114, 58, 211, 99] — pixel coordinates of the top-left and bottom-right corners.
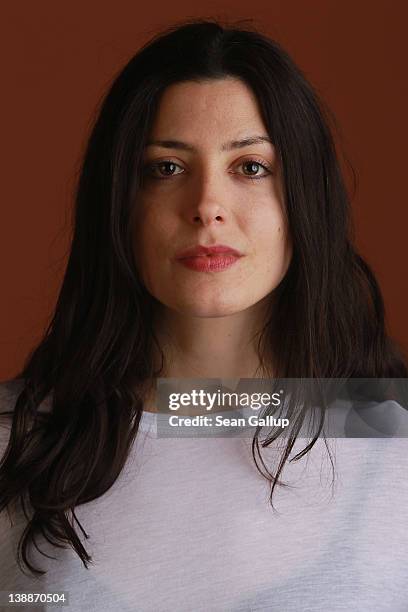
[156, 162, 179, 176]
[144, 161, 184, 180]
[243, 161, 262, 175]
[238, 159, 271, 179]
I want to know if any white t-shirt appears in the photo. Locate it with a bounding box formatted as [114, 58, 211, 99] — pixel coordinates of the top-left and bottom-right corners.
[0, 379, 407, 611]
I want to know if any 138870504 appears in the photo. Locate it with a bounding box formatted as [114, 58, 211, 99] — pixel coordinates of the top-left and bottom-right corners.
[0, 591, 69, 607]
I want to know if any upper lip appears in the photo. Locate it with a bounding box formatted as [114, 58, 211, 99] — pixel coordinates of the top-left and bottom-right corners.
[176, 244, 243, 259]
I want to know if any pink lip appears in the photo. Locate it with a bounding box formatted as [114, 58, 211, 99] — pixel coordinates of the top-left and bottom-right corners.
[179, 254, 240, 272]
[176, 244, 243, 258]
[175, 244, 243, 272]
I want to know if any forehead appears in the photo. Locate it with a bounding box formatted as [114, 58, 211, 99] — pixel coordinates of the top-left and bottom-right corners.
[148, 77, 267, 139]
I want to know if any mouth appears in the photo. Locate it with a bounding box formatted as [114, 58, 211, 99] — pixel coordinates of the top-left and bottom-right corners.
[178, 253, 241, 272]
[176, 244, 243, 258]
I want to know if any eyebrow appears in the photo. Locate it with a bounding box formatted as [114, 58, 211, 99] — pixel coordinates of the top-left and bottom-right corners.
[145, 135, 274, 152]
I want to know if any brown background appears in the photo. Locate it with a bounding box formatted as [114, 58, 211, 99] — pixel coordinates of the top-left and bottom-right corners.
[1, 1, 407, 381]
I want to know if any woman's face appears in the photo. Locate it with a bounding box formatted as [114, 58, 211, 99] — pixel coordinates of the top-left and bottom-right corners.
[132, 77, 292, 318]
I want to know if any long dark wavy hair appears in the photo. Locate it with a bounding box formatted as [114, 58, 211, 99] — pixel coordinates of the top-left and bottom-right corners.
[1, 17, 407, 578]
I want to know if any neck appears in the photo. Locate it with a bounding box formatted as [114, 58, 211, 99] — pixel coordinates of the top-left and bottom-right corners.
[155, 297, 272, 378]
[141, 298, 274, 412]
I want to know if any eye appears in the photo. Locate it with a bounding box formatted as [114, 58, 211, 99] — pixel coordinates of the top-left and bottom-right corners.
[142, 157, 272, 181]
[236, 159, 272, 180]
[144, 160, 184, 180]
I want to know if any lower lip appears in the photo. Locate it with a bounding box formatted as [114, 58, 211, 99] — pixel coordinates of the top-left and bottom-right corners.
[177, 254, 241, 272]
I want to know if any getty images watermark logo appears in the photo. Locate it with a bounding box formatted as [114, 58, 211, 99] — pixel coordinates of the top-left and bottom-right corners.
[167, 387, 284, 412]
[155, 380, 290, 437]
[154, 378, 408, 438]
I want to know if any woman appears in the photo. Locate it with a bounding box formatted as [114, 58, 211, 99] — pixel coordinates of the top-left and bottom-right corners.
[1, 18, 407, 611]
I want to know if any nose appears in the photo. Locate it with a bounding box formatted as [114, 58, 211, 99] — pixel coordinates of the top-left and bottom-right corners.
[192, 208, 224, 226]
[184, 171, 227, 227]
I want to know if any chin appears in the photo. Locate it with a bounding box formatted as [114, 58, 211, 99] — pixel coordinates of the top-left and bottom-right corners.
[171, 297, 256, 318]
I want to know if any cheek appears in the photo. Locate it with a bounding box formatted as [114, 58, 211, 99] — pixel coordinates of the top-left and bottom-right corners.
[250, 208, 292, 279]
[250, 205, 288, 248]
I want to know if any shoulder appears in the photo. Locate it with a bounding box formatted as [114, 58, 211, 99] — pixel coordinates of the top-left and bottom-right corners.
[0, 378, 25, 425]
[349, 398, 408, 437]
[0, 378, 25, 456]
[326, 396, 408, 437]
[0, 378, 53, 467]
[0, 378, 25, 405]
